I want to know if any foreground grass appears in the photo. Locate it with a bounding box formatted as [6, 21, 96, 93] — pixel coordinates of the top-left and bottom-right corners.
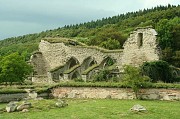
[0, 99, 180, 119]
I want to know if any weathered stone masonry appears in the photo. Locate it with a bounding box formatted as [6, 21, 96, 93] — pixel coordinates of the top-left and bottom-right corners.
[52, 87, 180, 100]
[30, 27, 160, 82]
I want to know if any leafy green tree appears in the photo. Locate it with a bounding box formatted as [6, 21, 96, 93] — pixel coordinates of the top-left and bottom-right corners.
[88, 28, 126, 49]
[0, 53, 33, 85]
[156, 19, 173, 49]
[123, 65, 151, 99]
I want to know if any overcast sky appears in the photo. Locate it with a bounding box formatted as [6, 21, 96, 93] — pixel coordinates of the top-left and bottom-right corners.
[0, 0, 179, 40]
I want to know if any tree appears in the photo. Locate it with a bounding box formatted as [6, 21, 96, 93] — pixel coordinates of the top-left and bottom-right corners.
[123, 65, 151, 99]
[156, 19, 173, 49]
[0, 53, 32, 85]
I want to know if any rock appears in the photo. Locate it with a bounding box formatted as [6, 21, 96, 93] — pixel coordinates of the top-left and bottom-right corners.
[130, 104, 146, 112]
[25, 89, 38, 99]
[17, 101, 31, 111]
[6, 102, 18, 113]
[22, 109, 29, 112]
[55, 99, 68, 108]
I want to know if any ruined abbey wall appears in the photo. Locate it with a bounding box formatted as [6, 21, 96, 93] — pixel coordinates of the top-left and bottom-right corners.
[30, 27, 160, 82]
[121, 28, 160, 69]
[38, 41, 123, 70]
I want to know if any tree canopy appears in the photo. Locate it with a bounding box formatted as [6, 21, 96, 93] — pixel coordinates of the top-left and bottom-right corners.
[0, 53, 32, 84]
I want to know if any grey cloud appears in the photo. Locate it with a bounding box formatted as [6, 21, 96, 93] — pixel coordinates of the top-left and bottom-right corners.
[0, 0, 179, 40]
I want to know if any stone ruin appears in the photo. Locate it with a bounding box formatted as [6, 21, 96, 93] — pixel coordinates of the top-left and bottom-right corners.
[30, 27, 160, 82]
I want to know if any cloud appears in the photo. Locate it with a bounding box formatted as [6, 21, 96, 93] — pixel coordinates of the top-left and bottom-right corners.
[0, 0, 179, 40]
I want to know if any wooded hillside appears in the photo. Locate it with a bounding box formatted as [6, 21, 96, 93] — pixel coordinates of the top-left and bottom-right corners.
[0, 4, 179, 67]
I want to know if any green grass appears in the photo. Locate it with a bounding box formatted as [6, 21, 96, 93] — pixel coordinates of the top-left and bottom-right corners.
[0, 99, 180, 119]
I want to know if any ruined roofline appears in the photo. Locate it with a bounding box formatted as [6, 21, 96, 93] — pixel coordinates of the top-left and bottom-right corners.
[134, 26, 153, 31]
[41, 37, 123, 53]
[130, 26, 156, 34]
[42, 37, 86, 46]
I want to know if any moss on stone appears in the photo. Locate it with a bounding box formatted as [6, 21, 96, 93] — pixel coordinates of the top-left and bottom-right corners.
[42, 37, 123, 53]
[50, 65, 65, 72]
[105, 64, 117, 71]
[64, 65, 80, 74]
[82, 64, 99, 75]
[75, 46, 123, 53]
[42, 37, 86, 46]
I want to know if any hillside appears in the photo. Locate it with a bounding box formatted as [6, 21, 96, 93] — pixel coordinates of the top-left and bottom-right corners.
[0, 4, 180, 67]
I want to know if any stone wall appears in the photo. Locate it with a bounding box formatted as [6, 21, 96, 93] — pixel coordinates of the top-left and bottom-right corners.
[52, 87, 180, 101]
[38, 40, 123, 71]
[0, 93, 28, 103]
[30, 52, 48, 75]
[0, 93, 49, 103]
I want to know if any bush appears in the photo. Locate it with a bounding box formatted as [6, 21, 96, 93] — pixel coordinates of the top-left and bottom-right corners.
[93, 69, 112, 82]
[141, 60, 173, 83]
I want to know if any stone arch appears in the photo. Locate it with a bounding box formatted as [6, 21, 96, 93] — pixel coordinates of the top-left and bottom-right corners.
[66, 57, 79, 69]
[59, 73, 64, 80]
[81, 56, 97, 70]
[100, 56, 115, 68]
[71, 71, 81, 79]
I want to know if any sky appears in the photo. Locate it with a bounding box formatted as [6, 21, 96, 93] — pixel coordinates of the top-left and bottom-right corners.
[0, 0, 179, 40]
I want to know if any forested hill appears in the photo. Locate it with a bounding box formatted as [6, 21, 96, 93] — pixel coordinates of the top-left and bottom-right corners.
[0, 5, 180, 67]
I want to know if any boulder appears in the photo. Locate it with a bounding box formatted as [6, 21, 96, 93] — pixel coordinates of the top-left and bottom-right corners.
[6, 102, 18, 113]
[17, 101, 31, 111]
[130, 104, 146, 112]
[55, 99, 68, 108]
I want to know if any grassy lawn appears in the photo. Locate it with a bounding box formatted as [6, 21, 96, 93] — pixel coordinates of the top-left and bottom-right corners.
[0, 99, 180, 119]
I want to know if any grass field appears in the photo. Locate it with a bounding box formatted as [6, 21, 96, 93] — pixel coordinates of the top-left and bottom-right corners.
[0, 99, 180, 119]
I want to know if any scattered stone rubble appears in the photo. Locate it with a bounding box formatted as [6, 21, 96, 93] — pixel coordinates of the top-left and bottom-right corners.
[130, 104, 147, 112]
[6, 101, 31, 113]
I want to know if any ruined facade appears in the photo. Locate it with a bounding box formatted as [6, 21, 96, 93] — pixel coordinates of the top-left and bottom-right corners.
[30, 27, 160, 82]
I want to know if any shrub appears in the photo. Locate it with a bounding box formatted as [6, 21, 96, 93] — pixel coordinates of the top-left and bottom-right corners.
[141, 60, 173, 83]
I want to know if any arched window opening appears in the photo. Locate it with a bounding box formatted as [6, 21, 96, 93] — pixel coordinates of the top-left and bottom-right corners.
[89, 60, 96, 67]
[59, 73, 64, 80]
[71, 71, 81, 79]
[81, 56, 97, 70]
[137, 33, 143, 48]
[67, 57, 79, 69]
[101, 57, 115, 69]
